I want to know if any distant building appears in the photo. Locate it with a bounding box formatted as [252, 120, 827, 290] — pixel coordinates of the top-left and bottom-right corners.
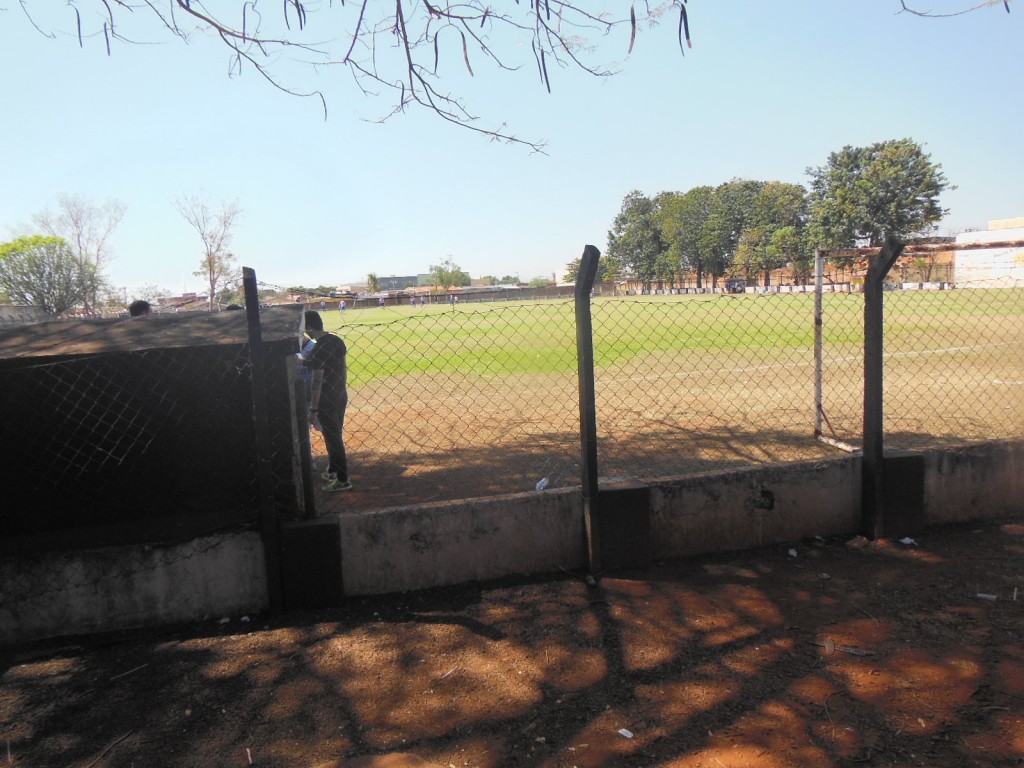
[955, 218, 1024, 285]
[377, 275, 420, 291]
[156, 292, 209, 310]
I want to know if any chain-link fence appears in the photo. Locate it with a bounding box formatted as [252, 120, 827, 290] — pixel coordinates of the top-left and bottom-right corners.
[0, 308, 304, 540]
[817, 278, 1024, 451]
[309, 276, 1022, 514]
[310, 292, 830, 513]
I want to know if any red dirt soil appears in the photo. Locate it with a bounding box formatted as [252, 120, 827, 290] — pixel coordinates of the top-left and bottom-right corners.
[2, 517, 1023, 768]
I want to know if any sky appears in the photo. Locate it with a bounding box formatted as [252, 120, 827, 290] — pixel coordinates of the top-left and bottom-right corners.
[1, 1, 1022, 299]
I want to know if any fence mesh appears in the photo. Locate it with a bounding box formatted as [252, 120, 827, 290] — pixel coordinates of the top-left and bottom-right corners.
[312, 283, 1023, 513]
[818, 279, 1024, 450]
[313, 293, 831, 513]
[0, 312, 302, 539]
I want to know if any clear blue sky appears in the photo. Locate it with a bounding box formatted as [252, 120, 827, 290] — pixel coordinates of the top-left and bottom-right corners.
[1, 1, 1021, 297]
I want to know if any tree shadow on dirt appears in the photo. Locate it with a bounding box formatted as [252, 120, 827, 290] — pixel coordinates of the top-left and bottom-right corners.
[3, 519, 1023, 767]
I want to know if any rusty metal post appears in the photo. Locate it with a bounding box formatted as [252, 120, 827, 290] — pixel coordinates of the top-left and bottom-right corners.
[575, 245, 602, 575]
[861, 236, 905, 539]
[243, 266, 284, 612]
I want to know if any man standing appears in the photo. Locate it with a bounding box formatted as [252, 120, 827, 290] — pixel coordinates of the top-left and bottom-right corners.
[303, 310, 352, 492]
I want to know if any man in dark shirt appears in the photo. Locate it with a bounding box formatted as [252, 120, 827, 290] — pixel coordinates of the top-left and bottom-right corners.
[303, 310, 352, 492]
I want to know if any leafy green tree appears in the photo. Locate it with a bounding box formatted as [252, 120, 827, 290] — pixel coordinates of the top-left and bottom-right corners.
[0, 236, 94, 315]
[429, 257, 471, 289]
[731, 226, 766, 282]
[607, 191, 668, 293]
[769, 225, 812, 285]
[656, 186, 714, 289]
[734, 181, 808, 286]
[563, 253, 620, 287]
[366, 274, 380, 293]
[701, 179, 765, 290]
[807, 138, 952, 249]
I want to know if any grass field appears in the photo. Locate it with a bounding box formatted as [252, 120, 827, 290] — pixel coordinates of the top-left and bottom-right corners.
[310, 288, 1023, 513]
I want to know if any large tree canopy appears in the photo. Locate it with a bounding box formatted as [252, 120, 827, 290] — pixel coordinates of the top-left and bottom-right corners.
[0, 236, 95, 315]
[806, 138, 952, 249]
[606, 191, 668, 292]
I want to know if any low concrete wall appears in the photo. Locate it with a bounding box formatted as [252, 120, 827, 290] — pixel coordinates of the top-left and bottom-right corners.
[647, 458, 861, 560]
[338, 491, 584, 595]
[2, 439, 1021, 644]
[0, 532, 268, 646]
[924, 440, 1023, 523]
[339, 441, 1021, 595]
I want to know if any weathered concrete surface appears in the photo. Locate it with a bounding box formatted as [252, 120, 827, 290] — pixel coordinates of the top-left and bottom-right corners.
[2, 439, 1021, 644]
[338, 490, 584, 595]
[646, 458, 862, 560]
[0, 532, 267, 646]
[923, 439, 1023, 523]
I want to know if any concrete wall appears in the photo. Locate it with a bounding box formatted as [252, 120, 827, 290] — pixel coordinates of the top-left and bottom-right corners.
[923, 440, 1023, 523]
[647, 459, 861, 560]
[338, 492, 584, 595]
[338, 441, 1021, 595]
[0, 533, 268, 646]
[0, 306, 48, 326]
[2, 439, 1021, 645]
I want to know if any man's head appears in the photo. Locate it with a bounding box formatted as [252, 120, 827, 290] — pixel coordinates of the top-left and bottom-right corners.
[128, 300, 152, 317]
[304, 310, 324, 338]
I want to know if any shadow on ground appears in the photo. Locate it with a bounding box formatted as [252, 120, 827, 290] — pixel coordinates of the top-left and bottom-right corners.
[3, 518, 1023, 767]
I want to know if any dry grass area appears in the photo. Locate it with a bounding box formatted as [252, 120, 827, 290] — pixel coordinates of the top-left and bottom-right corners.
[2, 517, 1023, 767]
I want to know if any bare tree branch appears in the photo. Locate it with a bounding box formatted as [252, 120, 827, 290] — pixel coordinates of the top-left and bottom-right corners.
[9, 2, 1012, 148]
[898, 0, 1011, 16]
[173, 195, 243, 312]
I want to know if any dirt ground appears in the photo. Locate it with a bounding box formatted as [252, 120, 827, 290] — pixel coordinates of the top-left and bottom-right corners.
[3, 517, 1023, 768]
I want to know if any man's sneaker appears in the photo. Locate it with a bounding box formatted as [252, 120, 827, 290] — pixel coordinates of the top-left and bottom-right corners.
[323, 478, 353, 492]
[321, 471, 336, 481]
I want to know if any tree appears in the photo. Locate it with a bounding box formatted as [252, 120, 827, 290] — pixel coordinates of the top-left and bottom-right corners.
[701, 179, 765, 290]
[807, 138, 952, 249]
[0, 236, 94, 315]
[606, 191, 668, 293]
[131, 284, 171, 305]
[174, 195, 242, 312]
[366, 274, 380, 294]
[32, 194, 125, 311]
[429, 257, 470, 289]
[563, 254, 619, 287]
[742, 181, 808, 286]
[657, 186, 714, 289]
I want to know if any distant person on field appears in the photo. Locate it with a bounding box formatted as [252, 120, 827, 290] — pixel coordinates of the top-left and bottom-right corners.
[320, 300, 326, 312]
[339, 300, 346, 313]
[378, 297, 385, 308]
[128, 300, 152, 317]
[303, 310, 352, 492]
